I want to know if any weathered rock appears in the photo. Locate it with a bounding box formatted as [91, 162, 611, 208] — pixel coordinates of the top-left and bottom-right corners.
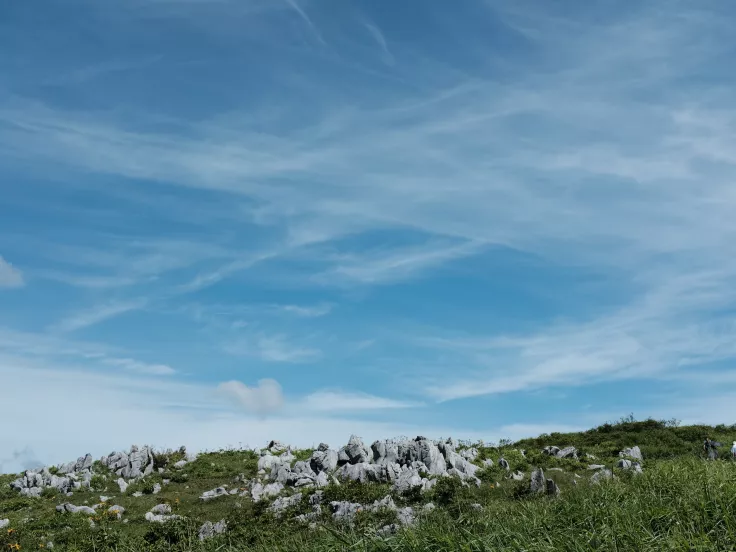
[509, 470, 524, 481]
[460, 448, 479, 462]
[591, 469, 613, 484]
[117, 478, 128, 493]
[267, 440, 287, 453]
[330, 501, 362, 523]
[56, 503, 96, 515]
[250, 482, 284, 502]
[396, 506, 415, 526]
[200, 487, 229, 501]
[619, 446, 643, 461]
[173, 460, 188, 469]
[145, 512, 181, 523]
[498, 458, 510, 471]
[542, 446, 560, 456]
[392, 468, 423, 493]
[340, 435, 371, 465]
[371, 440, 400, 465]
[152, 483, 162, 494]
[587, 464, 606, 470]
[150, 504, 171, 515]
[310, 449, 338, 473]
[530, 468, 546, 494]
[557, 446, 578, 459]
[0, 519, 9, 529]
[270, 494, 303, 515]
[199, 520, 227, 541]
[546, 478, 560, 497]
[100, 446, 154, 480]
[617, 459, 632, 469]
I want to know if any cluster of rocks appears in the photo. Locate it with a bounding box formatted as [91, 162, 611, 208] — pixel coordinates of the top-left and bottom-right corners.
[7, 444, 196, 498]
[100, 446, 155, 480]
[267, 488, 435, 534]
[10, 454, 96, 497]
[255, 435, 484, 498]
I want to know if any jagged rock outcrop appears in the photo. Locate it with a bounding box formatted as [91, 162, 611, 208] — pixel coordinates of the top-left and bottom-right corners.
[100, 446, 154, 480]
[11, 463, 92, 497]
[256, 434, 483, 497]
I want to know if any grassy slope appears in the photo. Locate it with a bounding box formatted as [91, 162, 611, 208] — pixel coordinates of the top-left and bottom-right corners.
[0, 418, 735, 552]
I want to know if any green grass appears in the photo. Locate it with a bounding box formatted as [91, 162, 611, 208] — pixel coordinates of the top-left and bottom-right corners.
[1, 418, 735, 551]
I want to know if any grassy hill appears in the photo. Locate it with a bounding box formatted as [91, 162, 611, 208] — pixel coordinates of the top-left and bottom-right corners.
[1, 416, 735, 552]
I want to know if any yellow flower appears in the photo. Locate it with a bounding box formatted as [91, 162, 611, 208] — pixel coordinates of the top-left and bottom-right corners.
[7, 530, 15, 535]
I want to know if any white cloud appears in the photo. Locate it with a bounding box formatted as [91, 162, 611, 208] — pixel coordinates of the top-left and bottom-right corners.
[300, 390, 421, 412]
[0, 255, 24, 288]
[218, 379, 285, 416]
[364, 21, 394, 65]
[52, 299, 147, 333]
[224, 334, 321, 363]
[103, 357, 176, 376]
[278, 303, 333, 317]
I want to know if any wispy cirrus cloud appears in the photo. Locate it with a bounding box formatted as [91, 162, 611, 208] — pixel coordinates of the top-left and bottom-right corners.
[52, 299, 147, 333]
[300, 390, 421, 412]
[223, 333, 321, 363]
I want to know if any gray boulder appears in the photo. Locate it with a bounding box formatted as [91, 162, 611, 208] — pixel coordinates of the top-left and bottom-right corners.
[150, 504, 171, 515]
[199, 520, 227, 541]
[460, 448, 479, 462]
[557, 446, 578, 459]
[330, 501, 362, 523]
[269, 494, 303, 516]
[200, 487, 230, 501]
[339, 435, 371, 465]
[546, 478, 561, 497]
[56, 503, 96, 515]
[145, 512, 181, 523]
[498, 458, 510, 471]
[619, 446, 643, 461]
[250, 482, 284, 502]
[0, 520, 8, 529]
[310, 449, 338, 473]
[530, 468, 546, 494]
[392, 468, 423, 494]
[591, 469, 613, 484]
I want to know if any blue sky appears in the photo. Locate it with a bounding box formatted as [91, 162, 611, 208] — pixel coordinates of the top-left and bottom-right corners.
[2, 0, 736, 472]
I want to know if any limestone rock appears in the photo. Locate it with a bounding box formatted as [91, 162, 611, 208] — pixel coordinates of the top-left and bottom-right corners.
[530, 468, 546, 494]
[150, 504, 171, 515]
[619, 446, 643, 461]
[591, 469, 613, 484]
[199, 520, 227, 541]
[200, 487, 229, 501]
[145, 512, 181, 523]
